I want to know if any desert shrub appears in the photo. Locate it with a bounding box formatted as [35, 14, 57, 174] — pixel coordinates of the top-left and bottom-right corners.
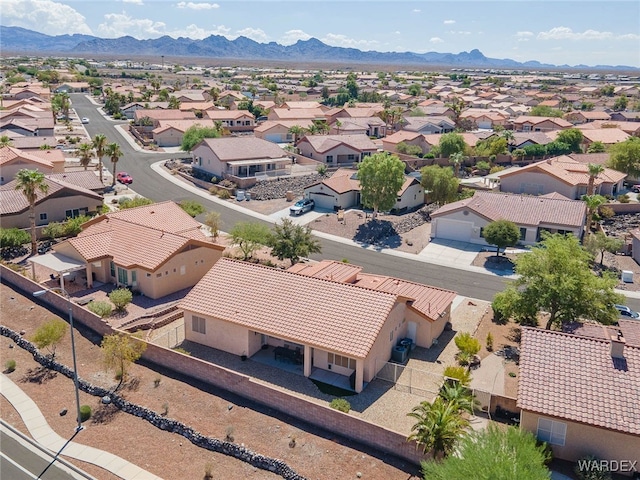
[486, 332, 494, 351]
[63, 215, 92, 236]
[454, 332, 481, 356]
[108, 288, 132, 312]
[79, 405, 92, 422]
[443, 365, 471, 386]
[217, 189, 231, 199]
[316, 164, 328, 175]
[4, 359, 16, 373]
[617, 193, 630, 203]
[179, 200, 205, 217]
[0, 228, 30, 248]
[329, 398, 351, 413]
[218, 179, 236, 188]
[88, 300, 113, 318]
[598, 205, 615, 220]
[208, 185, 219, 195]
[118, 196, 154, 209]
[41, 222, 66, 239]
[475, 160, 491, 171]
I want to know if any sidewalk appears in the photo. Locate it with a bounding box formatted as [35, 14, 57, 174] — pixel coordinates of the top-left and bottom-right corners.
[0, 374, 163, 480]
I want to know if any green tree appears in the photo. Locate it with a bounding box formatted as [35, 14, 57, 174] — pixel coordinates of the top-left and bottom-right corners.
[168, 96, 181, 109]
[407, 397, 469, 458]
[51, 92, 71, 120]
[613, 95, 628, 111]
[608, 138, 640, 177]
[583, 232, 624, 268]
[449, 151, 465, 177]
[421, 425, 551, 480]
[582, 194, 607, 233]
[407, 84, 422, 97]
[105, 142, 123, 186]
[180, 124, 221, 151]
[31, 319, 67, 359]
[556, 128, 584, 154]
[230, 222, 271, 260]
[587, 141, 606, 154]
[529, 105, 564, 117]
[92, 133, 108, 184]
[493, 233, 623, 329]
[357, 152, 406, 218]
[101, 333, 147, 390]
[77, 142, 94, 171]
[118, 196, 154, 209]
[420, 165, 459, 205]
[15, 169, 48, 255]
[438, 132, 466, 157]
[109, 288, 133, 312]
[483, 219, 520, 256]
[0, 227, 31, 249]
[179, 200, 205, 217]
[204, 211, 222, 240]
[439, 381, 477, 415]
[268, 218, 321, 265]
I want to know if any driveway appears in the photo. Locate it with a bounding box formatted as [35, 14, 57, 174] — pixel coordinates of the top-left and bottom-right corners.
[418, 238, 483, 269]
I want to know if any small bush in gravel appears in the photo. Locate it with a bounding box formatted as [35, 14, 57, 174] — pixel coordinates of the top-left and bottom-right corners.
[443, 366, 471, 386]
[79, 405, 92, 422]
[218, 190, 231, 199]
[179, 200, 205, 218]
[109, 288, 132, 312]
[4, 359, 16, 373]
[88, 301, 113, 318]
[329, 398, 350, 413]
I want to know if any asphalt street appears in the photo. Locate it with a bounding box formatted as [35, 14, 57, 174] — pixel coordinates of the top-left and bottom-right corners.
[70, 94, 640, 312]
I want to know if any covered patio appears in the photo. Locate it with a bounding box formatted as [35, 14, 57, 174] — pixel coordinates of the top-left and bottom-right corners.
[28, 252, 88, 292]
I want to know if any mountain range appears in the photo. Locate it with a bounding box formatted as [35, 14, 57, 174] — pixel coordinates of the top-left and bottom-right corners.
[1, 25, 636, 71]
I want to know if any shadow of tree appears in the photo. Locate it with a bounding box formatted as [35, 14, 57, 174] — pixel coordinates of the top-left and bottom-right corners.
[353, 220, 402, 249]
[91, 403, 120, 425]
[482, 255, 515, 274]
[21, 365, 57, 384]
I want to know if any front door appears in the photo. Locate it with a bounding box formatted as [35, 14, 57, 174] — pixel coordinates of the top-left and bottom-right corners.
[407, 321, 417, 342]
[117, 267, 128, 286]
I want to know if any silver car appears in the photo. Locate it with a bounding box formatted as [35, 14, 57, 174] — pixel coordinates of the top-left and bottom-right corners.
[289, 199, 315, 215]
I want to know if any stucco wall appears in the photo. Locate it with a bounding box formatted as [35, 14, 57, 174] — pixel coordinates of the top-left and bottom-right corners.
[521, 411, 640, 476]
[1, 194, 102, 229]
[395, 182, 423, 211]
[363, 302, 406, 383]
[192, 144, 225, 177]
[154, 128, 184, 147]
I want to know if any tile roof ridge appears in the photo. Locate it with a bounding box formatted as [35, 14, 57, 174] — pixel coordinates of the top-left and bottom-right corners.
[524, 326, 612, 344]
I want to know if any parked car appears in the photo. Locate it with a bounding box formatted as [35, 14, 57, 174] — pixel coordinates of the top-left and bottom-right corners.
[615, 304, 640, 319]
[631, 185, 640, 193]
[116, 172, 133, 184]
[81, 117, 90, 124]
[290, 198, 315, 215]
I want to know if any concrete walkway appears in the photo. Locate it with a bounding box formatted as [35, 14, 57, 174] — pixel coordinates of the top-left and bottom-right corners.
[470, 353, 506, 396]
[0, 374, 163, 480]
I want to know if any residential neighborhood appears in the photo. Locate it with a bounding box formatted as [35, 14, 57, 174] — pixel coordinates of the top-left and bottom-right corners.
[1, 53, 640, 480]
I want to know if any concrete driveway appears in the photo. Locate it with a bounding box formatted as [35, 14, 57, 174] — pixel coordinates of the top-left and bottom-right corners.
[418, 238, 483, 268]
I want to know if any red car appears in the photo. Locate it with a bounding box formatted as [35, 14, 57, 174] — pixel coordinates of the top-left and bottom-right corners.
[116, 172, 133, 184]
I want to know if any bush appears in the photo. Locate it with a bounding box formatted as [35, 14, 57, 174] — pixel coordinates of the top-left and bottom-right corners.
[329, 398, 351, 413]
[475, 160, 491, 171]
[598, 205, 615, 219]
[443, 365, 471, 386]
[79, 405, 92, 422]
[4, 359, 16, 373]
[486, 332, 494, 351]
[0, 228, 30, 248]
[179, 200, 205, 217]
[217, 189, 231, 199]
[118, 196, 154, 209]
[617, 193, 630, 203]
[454, 332, 481, 356]
[87, 300, 113, 318]
[108, 288, 132, 312]
[41, 222, 66, 240]
[316, 164, 328, 176]
[63, 215, 92, 236]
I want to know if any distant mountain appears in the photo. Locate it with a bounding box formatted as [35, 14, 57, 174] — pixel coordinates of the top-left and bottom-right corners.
[1, 25, 637, 71]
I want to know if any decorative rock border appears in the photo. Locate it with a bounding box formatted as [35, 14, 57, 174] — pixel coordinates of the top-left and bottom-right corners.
[0, 325, 306, 480]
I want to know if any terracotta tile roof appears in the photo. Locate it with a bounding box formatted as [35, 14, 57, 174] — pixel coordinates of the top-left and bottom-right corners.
[134, 109, 196, 121]
[513, 116, 573, 128]
[8, 136, 58, 150]
[431, 191, 586, 228]
[198, 137, 288, 162]
[253, 119, 314, 133]
[580, 128, 630, 144]
[318, 168, 360, 194]
[423, 133, 480, 147]
[568, 153, 610, 166]
[268, 108, 327, 120]
[29, 149, 65, 166]
[48, 172, 105, 192]
[289, 260, 456, 321]
[518, 328, 640, 435]
[0, 145, 54, 168]
[382, 130, 423, 144]
[563, 320, 640, 348]
[299, 134, 378, 153]
[205, 110, 255, 120]
[181, 258, 399, 359]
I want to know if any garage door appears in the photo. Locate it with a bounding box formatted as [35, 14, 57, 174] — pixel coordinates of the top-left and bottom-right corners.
[264, 134, 282, 143]
[434, 219, 473, 242]
[309, 192, 336, 210]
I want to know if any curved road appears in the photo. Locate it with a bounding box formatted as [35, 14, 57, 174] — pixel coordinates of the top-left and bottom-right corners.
[71, 94, 640, 311]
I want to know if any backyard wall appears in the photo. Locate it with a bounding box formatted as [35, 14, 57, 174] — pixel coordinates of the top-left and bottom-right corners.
[1, 264, 427, 466]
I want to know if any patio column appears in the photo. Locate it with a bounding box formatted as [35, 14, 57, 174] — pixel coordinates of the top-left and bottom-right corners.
[303, 345, 312, 377]
[355, 359, 364, 393]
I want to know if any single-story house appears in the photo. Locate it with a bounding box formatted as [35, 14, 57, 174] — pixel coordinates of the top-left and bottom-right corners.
[133, 109, 196, 127]
[564, 110, 611, 125]
[52, 201, 225, 298]
[0, 146, 65, 185]
[610, 111, 640, 123]
[152, 120, 216, 148]
[121, 102, 169, 120]
[0, 117, 54, 137]
[0, 175, 103, 229]
[303, 168, 424, 212]
[204, 110, 255, 132]
[53, 82, 91, 94]
[430, 190, 587, 245]
[402, 116, 455, 135]
[330, 117, 387, 138]
[499, 157, 626, 199]
[181, 258, 456, 393]
[254, 120, 315, 143]
[382, 131, 431, 155]
[5, 136, 59, 151]
[47, 171, 106, 194]
[518, 328, 640, 474]
[191, 137, 292, 179]
[296, 134, 378, 165]
[267, 107, 327, 122]
[511, 116, 573, 132]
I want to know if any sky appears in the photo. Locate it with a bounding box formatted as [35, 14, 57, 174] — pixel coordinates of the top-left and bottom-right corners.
[1, 0, 639, 68]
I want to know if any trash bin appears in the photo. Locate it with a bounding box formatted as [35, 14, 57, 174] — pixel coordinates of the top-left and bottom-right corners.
[286, 190, 294, 201]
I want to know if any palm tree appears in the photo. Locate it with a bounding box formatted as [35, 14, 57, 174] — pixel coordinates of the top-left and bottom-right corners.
[92, 134, 108, 184]
[501, 130, 515, 152]
[105, 142, 123, 186]
[582, 194, 607, 234]
[15, 169, 48, 255]
[288, 125, 306, 145]
[0, 135, 13, 147]
[439, 382, 478, 415]
[587, 163, 605, 196]
[449, 151, 465, 178]
[407, 397, 469, 459]
[77, 142, 94, 171]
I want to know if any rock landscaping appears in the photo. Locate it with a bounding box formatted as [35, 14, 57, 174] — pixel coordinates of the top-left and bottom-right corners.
[602, 213, 640, 239]
[245, 173, 332, 200]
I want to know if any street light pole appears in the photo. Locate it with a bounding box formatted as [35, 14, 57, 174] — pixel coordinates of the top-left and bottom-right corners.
[33, 287, 84, 433]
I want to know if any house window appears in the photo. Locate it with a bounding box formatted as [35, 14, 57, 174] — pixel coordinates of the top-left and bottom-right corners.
[557, 229, 571, 235]
[519, 227, 527, 241]
[536, 418, 566, 446]
[39, 213, 48, 221]
[192, 315, 206, 334]
[326, 155, 334, 163]
[479, 227, 485, 238]
[327, 353, 356, 370]
[347, 154, 355, 161]
[117, 267, 128, 285]
[65, 207, 88, 219]
[110, 261, 115, 277]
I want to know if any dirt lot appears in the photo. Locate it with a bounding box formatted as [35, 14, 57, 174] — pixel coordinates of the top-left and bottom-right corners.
[0, 282, 421, 480]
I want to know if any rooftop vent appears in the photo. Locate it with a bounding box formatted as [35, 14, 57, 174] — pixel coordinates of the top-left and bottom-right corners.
[610, 333, 626, 359]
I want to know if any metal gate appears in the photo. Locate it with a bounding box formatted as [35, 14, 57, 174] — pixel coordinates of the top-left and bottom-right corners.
[374, 360, 443, 398]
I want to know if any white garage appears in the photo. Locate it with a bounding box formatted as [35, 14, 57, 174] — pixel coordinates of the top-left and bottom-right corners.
[432, 219, 474, 242]
[308, 191, 337, 210]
